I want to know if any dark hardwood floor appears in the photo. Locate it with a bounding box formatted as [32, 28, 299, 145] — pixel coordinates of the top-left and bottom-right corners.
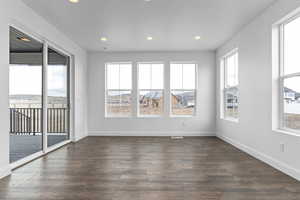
[0, 136, 299, 200]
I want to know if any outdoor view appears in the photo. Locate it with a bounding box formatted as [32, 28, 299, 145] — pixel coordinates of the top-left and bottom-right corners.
[9, 26, 44, 163]
[223, 51, 239, 119]
[10, 61, 69, 134]
[10, 61, 69, 140]
[139, 91, 163, 116]
[10, 65, 42, 109]
[224, 87, 238, 119]
[9, 64, 43, 163]
[283, 77, 300, 130]
[106, 91, 132, 117]
[171, 63, 196, 116]
[171, 91, 195, 115]
[10, 65, 68, 109]
[138, 63, 164, 116]
[106, 63, 132, 117]
[106, 63, 197, 116]
[47, 48, 69, 147]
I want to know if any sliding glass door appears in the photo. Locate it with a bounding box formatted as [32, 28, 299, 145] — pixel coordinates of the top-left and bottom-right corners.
[47, 47, 70, 147]
[9, 26, 72, 164]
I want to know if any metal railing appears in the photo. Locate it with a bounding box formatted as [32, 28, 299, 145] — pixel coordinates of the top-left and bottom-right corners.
[10, 108, 68, 135]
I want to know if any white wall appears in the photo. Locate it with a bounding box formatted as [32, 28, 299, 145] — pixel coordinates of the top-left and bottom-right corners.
[88, 51, 216, 136]
[216, 0, 300, 180]
[0, 0, 88, 178]
[0, 1, 10, 179]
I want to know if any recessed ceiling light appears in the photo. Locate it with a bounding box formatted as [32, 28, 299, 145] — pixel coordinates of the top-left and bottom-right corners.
[100, 37, 108, 42]
[147, 36, 153, 40]
[69, 0, 79, 3]
[194, 36, 201, 40]
[145, 0, 152, 2]
[17, 37, 30, 42]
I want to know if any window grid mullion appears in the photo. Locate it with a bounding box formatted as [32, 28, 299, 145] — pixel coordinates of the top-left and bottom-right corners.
[279, 24, 285, 130]
[140, 89, 164, 91]
[181, 64, 184, 90]
[281, 73, 300, 79]
[235, 53, 238, 85]
[118, 65, 120, 109]
[224, 59, 228, 88]
[150, 64, 152, 90]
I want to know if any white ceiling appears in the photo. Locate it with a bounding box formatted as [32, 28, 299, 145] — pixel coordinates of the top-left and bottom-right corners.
[22, 0, 276, 52]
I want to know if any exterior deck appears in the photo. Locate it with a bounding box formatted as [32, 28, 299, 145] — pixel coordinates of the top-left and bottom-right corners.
[10, 134, 68, 163]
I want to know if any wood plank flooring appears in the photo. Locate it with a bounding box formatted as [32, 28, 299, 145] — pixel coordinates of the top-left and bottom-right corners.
[0, 136, 299, 200]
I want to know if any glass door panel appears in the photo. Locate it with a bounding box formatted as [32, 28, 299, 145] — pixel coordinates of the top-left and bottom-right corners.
[47, 47, 70, 147]
[9, 27, 43, 163]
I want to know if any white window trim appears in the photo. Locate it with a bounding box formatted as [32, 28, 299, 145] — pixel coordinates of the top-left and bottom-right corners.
[277, 20, 300, 135]
[105, 62, 133, 118]
[137, 62, 165, 117]
[169, 62, 198, 117]
[220, 49, 239, 122]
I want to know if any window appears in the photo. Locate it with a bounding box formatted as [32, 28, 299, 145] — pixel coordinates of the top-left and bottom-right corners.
[170, 63, 196, 116]
[138, 63, 164, 116]
[221, 50, 239, 120]
[105, 63, 132, 117]
[279, 16, 300, 132]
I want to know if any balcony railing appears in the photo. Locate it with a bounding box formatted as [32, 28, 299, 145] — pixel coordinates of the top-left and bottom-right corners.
[10, 108, 68, 135]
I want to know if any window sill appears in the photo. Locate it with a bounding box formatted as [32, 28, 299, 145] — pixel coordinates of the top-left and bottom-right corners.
[170, 115, 196, 118]
[221, 117, 239, 123]
[105, 116, 132, 119]
[137, 115, 163, 118]
[274, 129, 300, 137]
[105, 115, 198, 119]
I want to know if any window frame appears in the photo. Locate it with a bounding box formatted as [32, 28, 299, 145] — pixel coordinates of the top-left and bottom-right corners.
[137, 62, 165, 117]
[220, 49, 239, 122]
[105, 62, 133, 118]
[169, 62, 198, 117]
[278, 18, 300, 135]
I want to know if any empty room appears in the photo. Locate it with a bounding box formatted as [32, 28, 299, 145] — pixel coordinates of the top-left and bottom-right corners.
[0, 0, 300, 199]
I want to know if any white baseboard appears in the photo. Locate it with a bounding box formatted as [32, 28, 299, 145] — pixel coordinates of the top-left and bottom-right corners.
[89, 130, 216, 137]
[74, 133, 88, 142]
[0, 165, 11, 179]
[217, 134, 300, 181]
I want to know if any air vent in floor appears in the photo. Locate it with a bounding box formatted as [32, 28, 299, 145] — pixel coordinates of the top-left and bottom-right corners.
[171, 136, 184, 140]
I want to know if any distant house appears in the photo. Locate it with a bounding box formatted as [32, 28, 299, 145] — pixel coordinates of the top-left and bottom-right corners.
[172, 92, 194, 108]
[140, 91, 163, 108]
[284, 87, 300, 103]
[225, 87, 238, 108]
[296, 95, 300, 103]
